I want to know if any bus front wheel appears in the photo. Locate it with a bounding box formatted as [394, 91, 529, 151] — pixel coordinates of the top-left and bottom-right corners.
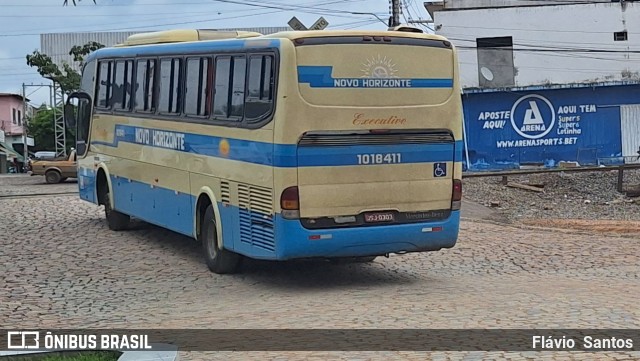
[101, 187, 130, 231]
[202, 205, 241, 274]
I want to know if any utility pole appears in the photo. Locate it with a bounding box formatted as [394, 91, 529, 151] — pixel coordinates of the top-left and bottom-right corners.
[51, 81, 66, 158]
[21, 83, 28, 170]
[20, 83, 57, 167]
[389, 0, 401, 27]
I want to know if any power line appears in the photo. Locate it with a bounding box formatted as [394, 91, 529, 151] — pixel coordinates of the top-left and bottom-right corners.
[0, 8, 267, 18]
[343, 20, 381, 30]
[458, 60, 639, 74]
[2, 1, 266, 7]
[209, 0, 385, 19]
[331, 19, 382, 29]
[1, 0, 377, 36]
[456, 45, 640, 53]
[441, 24, 637, 35]
[444, 35, 640, 53]
[443, 32, 637, 49]
[0, 11, 281, 37]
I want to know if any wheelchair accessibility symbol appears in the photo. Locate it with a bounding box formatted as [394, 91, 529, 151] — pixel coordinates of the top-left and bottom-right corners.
[433, 163, 447, 177]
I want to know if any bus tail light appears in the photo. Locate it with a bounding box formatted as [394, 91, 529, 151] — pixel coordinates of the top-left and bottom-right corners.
[451, 179, 462, 211]
[281, 186, 300, 219]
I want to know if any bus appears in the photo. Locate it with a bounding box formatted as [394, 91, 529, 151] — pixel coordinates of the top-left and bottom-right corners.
[65, 28, 463, 274]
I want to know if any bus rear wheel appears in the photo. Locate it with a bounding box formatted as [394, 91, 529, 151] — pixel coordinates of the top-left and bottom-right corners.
[101, 187, 130, 231]
[202, 205, 241, 274]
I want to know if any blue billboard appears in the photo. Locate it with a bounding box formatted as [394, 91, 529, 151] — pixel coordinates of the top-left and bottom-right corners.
[462, 83, 640, 171]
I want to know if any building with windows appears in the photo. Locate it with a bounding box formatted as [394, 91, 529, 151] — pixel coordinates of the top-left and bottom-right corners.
[425, 0, 640, 170]
[426, 0, 640, 88]
[0, 93, 35, 173]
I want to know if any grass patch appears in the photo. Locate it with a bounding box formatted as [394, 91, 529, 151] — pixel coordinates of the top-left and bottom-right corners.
[4, 351, 121, 361]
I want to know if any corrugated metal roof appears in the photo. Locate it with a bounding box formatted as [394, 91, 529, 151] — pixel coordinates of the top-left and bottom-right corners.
[41, 27, 289, 71]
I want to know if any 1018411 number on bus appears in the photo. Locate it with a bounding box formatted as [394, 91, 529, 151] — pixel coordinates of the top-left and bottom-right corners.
[356, 153, 401, 165]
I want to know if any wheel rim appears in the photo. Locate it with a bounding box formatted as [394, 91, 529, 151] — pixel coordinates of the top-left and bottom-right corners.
[206, 219, 218, 260]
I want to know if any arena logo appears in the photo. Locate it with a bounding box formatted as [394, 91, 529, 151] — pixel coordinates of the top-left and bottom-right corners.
[510, 94, 556, 139]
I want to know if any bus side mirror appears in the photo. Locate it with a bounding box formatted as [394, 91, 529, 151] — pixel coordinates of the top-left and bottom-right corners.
[64, 104, 76, 128]
[65, 91, 91, 129]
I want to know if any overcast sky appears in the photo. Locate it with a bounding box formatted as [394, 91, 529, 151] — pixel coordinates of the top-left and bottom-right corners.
[0, 0, 432, 105]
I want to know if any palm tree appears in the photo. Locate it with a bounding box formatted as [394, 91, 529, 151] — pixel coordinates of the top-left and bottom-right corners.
[63, 0, 96, 5]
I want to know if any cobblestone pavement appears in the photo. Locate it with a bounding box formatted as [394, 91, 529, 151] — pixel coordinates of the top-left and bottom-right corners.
[1, 175, 638, 360]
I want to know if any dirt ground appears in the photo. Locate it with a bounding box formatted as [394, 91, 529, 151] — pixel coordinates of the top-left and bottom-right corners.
[462, 171, 640, 236]
[521, 218, 640, 235]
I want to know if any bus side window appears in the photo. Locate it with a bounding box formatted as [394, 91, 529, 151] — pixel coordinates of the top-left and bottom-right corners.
[96, 61, 113, 108]
[134, 60, 147, 111]
[158, 58, 182, 114]
[245, 55, 274, 122]
[111, 61, 125, 110]
[213, 57, 231, 118]
[147, 60, 156, 112]
[124, 60, 134, 110]
[205, 57, 214, 116]
[229, 56, 246, 118]
[185, 57, 210, 117]
[213, 55, 245, 120]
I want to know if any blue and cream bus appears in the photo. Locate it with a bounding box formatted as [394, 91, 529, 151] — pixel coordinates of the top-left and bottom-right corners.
[65, 28, 463, 274]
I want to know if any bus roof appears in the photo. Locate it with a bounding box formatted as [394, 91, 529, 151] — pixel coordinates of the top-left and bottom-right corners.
[261, 29, 449, 42]
[86, 29, 452, 62]
[118, 29, 263, 46]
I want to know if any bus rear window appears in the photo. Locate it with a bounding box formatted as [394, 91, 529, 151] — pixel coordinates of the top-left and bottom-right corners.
[295, 41, 455, 107]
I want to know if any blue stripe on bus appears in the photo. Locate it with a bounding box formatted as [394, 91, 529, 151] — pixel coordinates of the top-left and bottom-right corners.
[297, 143, 455, 166]
[297, 66, 454, 88]
[273, 211, 459, 260]
[79, 171, 459, 260]
[111, 174, 195, 237]
[85, 39, 281, 63]
[91, 125, 464, 167]
[78, 167, 97, 203]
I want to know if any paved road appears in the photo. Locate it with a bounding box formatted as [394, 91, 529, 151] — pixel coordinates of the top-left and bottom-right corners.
[1, 175, 638, 360]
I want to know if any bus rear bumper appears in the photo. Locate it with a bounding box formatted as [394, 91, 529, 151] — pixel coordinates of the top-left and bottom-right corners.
[273, 211, 460, 260]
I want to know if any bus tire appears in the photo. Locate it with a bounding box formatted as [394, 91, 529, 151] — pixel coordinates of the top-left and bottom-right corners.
[202, 205, 241, 274]
[45, 170, 62, 184]
[101, 187, 130, 231]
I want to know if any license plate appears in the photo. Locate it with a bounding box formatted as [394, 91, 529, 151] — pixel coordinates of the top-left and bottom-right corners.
[364, 212, 395, 223]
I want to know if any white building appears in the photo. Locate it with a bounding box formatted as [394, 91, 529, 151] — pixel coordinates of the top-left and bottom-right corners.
[426, 0, 640, 89]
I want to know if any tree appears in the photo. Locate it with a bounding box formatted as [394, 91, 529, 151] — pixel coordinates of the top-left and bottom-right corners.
[26, 41, 104, 94]
[26, 105, 76, 153]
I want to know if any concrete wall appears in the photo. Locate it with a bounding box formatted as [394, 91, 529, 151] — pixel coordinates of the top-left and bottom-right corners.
[434, 2, 640, 88]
